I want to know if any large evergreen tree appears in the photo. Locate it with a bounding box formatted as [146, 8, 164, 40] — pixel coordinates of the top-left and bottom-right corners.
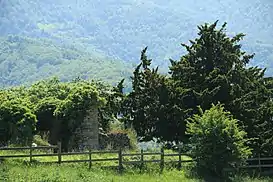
[169, 21, 273, 156]
[122, 47, 187, 142]
[124, 21, 273, 156]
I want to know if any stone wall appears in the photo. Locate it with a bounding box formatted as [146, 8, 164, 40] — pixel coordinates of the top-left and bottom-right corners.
[70, 107, 99, 150]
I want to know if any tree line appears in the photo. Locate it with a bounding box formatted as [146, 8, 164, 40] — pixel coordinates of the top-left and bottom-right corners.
[1, 21, 273, 159]
[0, 78, 124, 151]
[121, 21, 273, 158]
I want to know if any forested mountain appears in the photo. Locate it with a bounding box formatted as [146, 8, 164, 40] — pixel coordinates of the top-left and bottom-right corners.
[0, 36, 132, 89]
[0, 0, 272, 87]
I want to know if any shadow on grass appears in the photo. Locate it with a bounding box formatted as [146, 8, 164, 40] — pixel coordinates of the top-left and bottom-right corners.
[186, 166, 235, 182]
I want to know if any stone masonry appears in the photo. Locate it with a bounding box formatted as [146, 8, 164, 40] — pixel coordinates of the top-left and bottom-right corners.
[72, 107, 99, 150]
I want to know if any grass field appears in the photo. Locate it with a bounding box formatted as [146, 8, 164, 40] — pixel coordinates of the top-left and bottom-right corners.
[1, 161, 273, 182]
[0, 162, 198, 182]
[1, 150, 273, 182]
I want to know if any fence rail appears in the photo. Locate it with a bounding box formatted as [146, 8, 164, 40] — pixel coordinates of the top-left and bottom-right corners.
[0, 146, 57, 150]
[0, 142, 191, 172]
[1, 143, 273, 173]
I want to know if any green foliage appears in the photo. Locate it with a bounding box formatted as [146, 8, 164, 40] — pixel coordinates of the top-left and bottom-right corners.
[97, 79, 126, 133]
[123, 21, 273, 152]
[0, 161, 199, 182]
[0, 98, 37, 145]
[125, 128, 138, 151]
[168, 21, 273, 155]
[0, 77, 124, 149]
[0, 159, 272, 182]
[54, 82, 104, 127]
[32, 135, 50, 146]
[187, 104, 252, 178]
[34, 97, 60, 131]
[54, 82, 104, 150]
[0, 36, 132, 90]
[108, 121, 138, 150]
[0, 0, 272, 76]
[122, 47, 180, 142]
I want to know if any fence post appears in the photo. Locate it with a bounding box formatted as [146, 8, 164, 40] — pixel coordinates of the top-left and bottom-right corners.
[118, 148, 123, 174]
[89, 149, 92, 170]
[160, 148, 164, 173]
[258, 154, 261, 173]
[140, 149, 144, 173]
[178, 147, 182, 171]
[29, 143, 33, 163]
[57, 142, 62, 164]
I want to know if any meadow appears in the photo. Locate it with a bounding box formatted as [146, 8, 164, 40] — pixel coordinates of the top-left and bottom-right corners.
[1, 161, 273, 182]
[1, 150, 273, 182]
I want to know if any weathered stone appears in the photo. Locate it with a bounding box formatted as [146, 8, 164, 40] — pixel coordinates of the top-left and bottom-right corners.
[70, 107, 99, 151]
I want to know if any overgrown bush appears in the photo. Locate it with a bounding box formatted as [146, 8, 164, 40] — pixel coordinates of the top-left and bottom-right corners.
[99, 130, 131, 150]
[32, 135, 50, 146]
[186, 104, 252, 179]
[99, 121, 138, 150]
[0, 99, 37, 145]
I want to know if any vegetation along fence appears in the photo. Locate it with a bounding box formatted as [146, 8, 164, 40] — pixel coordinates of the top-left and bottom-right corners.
[0, 142, 192, 172]
[1, 143, 273, 173]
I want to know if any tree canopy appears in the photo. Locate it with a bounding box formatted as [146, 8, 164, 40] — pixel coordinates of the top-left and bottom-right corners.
[0, 78, 124, 149]
[122, 21, 273, 156]
[1, 21, 273, 158]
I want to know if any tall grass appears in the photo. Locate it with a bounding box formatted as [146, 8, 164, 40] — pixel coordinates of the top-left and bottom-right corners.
[1, 161, 273, 182]
[1, 149, 273, 181]
[0, 160, 199, 182]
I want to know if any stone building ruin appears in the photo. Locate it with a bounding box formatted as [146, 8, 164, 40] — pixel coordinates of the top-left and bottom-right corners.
[70, 107, 99, 150]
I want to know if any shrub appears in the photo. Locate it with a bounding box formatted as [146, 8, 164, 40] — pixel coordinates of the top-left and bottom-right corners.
[186, 104, 252, 179]
[0, 100, 37, 145]
[32, 135, 50, 146]
[99, 130, 131, 150]
[99, 121, 138, 150]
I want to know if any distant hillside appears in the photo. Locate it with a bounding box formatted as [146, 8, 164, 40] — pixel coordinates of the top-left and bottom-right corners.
[0, 0, 272, 86]
[0, 36, 132, 89]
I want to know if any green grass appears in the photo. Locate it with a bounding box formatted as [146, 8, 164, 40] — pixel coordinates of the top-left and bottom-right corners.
[1, 161, 273, 182]
[1, 150, 273, 182]
[0, 162, 198, 182]
[0, 149, 191, 165]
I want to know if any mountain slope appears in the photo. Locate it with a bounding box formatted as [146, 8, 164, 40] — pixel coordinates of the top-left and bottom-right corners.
[0, 0, 272, 86]
[0, 36, 132, 88]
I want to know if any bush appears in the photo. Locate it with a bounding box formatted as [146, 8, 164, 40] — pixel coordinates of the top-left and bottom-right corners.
[99, 130, 133, 150]
[32, 135, 50, 146]
[0, 100, 37, 145]
[99, 121, 138, 150]
[186, 104, 252, 179]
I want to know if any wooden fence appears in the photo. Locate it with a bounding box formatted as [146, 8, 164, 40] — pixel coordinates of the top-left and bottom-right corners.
[1, 143, 273, 173]
[0, 142, 192, 173]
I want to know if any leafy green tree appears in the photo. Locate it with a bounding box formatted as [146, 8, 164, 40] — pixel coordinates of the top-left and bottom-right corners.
[169, 21, 273, 155]
[0, 98, 37, 145]
[52, 82, 104, 150]
[169, 21, 251, 109]
[122, 47, 187, 142]
[34, 97, 60, 132]
[187, 104, 251, 178]
[94, 79, 125, 133]
[0, 77, 123, 149]
[123, 22, 273, 156]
